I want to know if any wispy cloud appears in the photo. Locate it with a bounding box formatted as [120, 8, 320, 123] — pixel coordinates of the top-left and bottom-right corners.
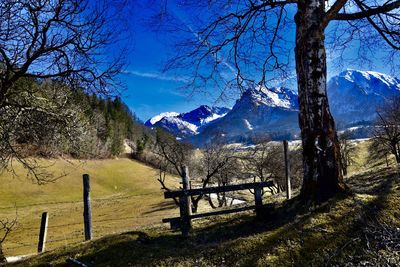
[169, 6, 244, 86]
[123, 70, 189, 83]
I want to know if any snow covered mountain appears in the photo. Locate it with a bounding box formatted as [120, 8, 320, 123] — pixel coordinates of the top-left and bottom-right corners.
[328, 69, 400, 127]
[190, 86, 300, 144]
[145, 105, 230, 138]
[146, 70, 400, 144]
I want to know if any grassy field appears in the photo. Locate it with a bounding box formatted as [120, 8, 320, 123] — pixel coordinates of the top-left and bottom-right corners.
[10, 157, 400, 266]
[0, 157, 181, 257]
[2, 139, 399, 265]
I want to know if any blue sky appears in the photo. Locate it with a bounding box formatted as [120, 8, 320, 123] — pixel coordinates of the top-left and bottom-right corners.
[118, 1, 399, 121]
[118, 4, 208, 121]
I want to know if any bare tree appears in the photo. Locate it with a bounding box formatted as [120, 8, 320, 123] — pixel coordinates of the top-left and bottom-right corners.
[0, 0, 127, 180]
[338, 131, 356, 177]
[0, 210, 17, 264]
[0, 79, 95, 182]
[0, 0, 126, 99]
[241, 137, 285, 194]
[368, 138, 392, 167]
[0, 0, 127, 259]
[154, 128, 194, 177]
[153, 128, 195, 206]
[372, 97, 400, 165]
[153, 0, 400, 203]
[154, 129, 239, 212]
[241, 137, 303, 195]
[197, 141, 240, 209]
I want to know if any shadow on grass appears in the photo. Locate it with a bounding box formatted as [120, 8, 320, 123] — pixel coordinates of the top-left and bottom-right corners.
[141, 201, 178, 216]
[14, 168, 399, 266]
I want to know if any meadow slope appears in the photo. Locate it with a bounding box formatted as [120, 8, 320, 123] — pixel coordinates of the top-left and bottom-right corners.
[10, 166, 400, 266]
[3, 140, 400, 266]
[0, 158, 180, 257]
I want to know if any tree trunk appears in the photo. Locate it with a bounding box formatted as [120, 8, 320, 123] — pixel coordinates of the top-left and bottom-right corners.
[342, 163, 348, 177]
[0, 243, 6, 264]
[385, 154, 389, 167]
[295, 0, 347, 203]
[393, 145, 400, 163]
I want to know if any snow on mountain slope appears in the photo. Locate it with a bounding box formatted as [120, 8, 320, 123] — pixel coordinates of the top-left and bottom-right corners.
[236, 86, 298, 110]
[328, 69, 400, 127]
[156, 116, 199, 136]
[191, 87, 300, 145]
[145, 105, 230, 138]
[145, 70, 400, 145]
[257, 86, 299, 109]
[342, 70, 400, 91]
[147, 112, 180, 125]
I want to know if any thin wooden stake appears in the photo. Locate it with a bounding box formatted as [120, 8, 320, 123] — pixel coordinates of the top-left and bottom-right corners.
[254, 187, 263, 218]
[283, 140, 291, 200]
[179, 166, 192, 237]
[37, 212, 48, 253]
[83, 174, 92, 241]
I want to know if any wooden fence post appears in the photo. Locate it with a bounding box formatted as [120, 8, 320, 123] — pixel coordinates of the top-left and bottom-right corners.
[283, 140, 292, 200]
[37, 212, 48, 253]
[83, 174, 92, 241]
[254, 187, 263, 218]
[179, 166, 192, 237]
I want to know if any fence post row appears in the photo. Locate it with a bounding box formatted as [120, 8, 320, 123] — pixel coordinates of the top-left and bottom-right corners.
[283, 140, 292, 200]
[179, 166, 192, 237]
[37, 212, 48, 253]
[83, 174, 92, 241]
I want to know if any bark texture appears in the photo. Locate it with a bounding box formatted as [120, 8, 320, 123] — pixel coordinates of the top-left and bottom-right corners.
[0, 243, 5, 264]
[295, 0, 347, 203]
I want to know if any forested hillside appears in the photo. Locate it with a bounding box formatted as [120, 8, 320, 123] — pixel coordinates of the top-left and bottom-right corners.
[82, 93, 146, 157]
[3, 77, 147, 159]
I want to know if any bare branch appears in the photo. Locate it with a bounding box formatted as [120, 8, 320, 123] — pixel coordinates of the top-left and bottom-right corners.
[334, 0, 400, 21]
[323, 0, 349, 28]
[0, 208, 18, 244]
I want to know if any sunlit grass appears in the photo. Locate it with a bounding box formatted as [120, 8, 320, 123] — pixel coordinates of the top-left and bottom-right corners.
[0, 158, 180, 256]
[11, 166, 400, 266]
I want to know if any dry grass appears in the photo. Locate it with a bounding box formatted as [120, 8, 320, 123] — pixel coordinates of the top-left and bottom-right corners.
[0, 158, 181, 257]
[10, 166, 400, 266]
[3, 139, 400, 265]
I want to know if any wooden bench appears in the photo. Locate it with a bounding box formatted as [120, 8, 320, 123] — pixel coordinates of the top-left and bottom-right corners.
[162, 180, 274, 237]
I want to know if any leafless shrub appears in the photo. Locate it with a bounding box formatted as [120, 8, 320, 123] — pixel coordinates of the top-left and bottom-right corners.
[0, 209, 18, 264]
[194, 139, 241, 209]
[372, 97, 400, 165]
[153, 130, 241, 212]
[241, 137, 303, 195]
[338, 131, 357, 177]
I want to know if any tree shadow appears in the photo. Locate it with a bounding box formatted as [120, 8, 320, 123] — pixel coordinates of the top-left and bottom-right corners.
[141, 201, 177, 216]
[14, 168, 399, 266]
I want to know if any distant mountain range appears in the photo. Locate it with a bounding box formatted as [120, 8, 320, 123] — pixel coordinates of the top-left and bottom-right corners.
[329, 70, 400, 126]
[145, 70, 400, 145]
[145, 105, 230, 138]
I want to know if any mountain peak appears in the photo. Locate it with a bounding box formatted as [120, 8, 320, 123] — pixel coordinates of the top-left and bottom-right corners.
[240, 86, 298, 110]
[145, 105, 230, 139]
[146, 112, 180, 126]
[180, 105, 230, 125]
[329, 69, 400, 127]
[337, 69, 400, 91]
[146, 69, 400, 145]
